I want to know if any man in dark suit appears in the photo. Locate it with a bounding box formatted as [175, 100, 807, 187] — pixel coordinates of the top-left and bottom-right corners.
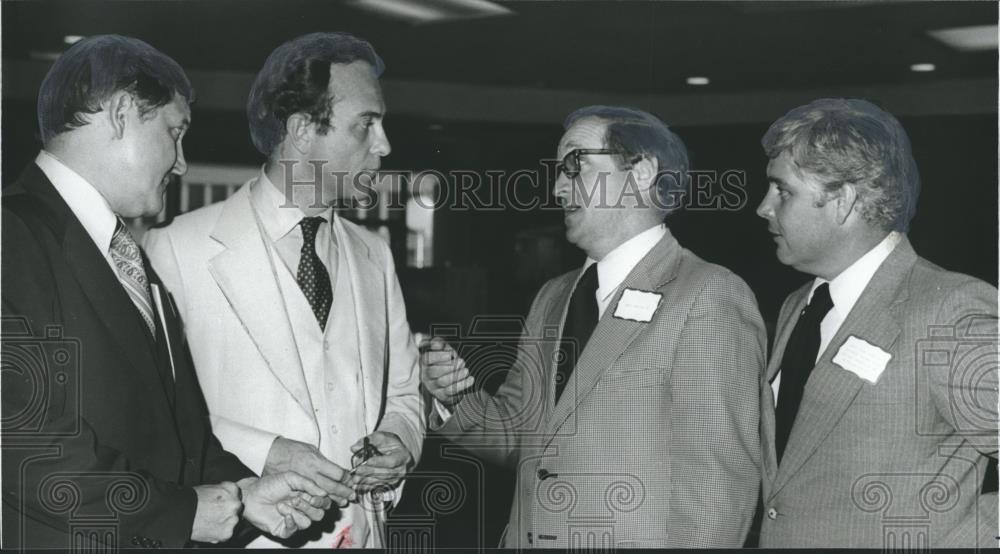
[2, 35, 331, 549]
[755, 98, 997, 547]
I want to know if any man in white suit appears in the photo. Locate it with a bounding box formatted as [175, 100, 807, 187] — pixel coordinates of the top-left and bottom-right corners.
[422, 106, 765, 548]
[144, 33, 423, 548]
[755, 98, 997, 547]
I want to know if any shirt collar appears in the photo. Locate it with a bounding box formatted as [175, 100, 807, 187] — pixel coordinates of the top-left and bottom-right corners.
[35, 150, 118, 254]
[589, 224, 667, 302]
[809, 231, 902, 312]
[250, 168, 335, 242]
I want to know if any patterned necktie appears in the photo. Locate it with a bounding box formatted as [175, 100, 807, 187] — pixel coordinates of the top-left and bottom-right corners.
[555, 263, 600, 404]
[774, 282, 834, 463]
[109, 219, 156, 337]
[297, 216, 333, 330]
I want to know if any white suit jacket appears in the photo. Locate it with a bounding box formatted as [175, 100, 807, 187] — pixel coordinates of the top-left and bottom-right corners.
[143, 179, 423, 518]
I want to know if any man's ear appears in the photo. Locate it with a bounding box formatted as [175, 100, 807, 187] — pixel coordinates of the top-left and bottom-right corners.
[106, 90, 135, 140]
[631, 155, 659, 191]
[285, 113, 314, 155]
[833, 182, 860, 225]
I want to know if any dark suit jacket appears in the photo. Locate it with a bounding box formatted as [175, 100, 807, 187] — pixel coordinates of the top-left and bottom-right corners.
[1, 164, 254, 549]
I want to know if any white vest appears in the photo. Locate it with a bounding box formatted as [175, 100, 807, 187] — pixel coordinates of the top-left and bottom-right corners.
[249, 220, 371, 548]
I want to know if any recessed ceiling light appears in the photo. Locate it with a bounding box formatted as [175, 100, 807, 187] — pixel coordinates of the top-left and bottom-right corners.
[910, 63, 936, 72]
[63, 35, 85, 45]
[686, 76, 710, 86]
[928, 24, 998, 52]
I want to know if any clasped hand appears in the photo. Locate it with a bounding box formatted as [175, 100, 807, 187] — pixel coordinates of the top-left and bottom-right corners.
[191, 472, 329, 543]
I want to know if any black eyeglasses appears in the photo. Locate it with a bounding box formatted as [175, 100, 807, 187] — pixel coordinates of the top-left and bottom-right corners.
[556, 149, 620, 179]
[350, 436, 383, 470]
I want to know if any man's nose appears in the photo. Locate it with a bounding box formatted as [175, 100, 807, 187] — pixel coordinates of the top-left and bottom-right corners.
[553, 171, 572, 202]
[172, 144, 188, 176]
[372, 128, 391, 157]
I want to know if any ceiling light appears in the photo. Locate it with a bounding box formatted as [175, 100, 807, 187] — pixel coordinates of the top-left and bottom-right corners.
[347, 0, 511, 24]
[928, 24, 998, 52]
[686, 76, 710, 86]
[910, 63, 936, 72]
[63, 35, 85, 45]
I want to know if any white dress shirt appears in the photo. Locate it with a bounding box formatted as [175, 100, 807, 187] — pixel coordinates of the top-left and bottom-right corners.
[433, 223, 668, 423]
[771, 231, 902, 402]
[249, 170, 338, 280]
[35, 151, 118, 272]
[590, 223, 667, 317]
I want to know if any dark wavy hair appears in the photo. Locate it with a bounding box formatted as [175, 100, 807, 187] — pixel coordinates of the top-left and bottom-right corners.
[37, 34, 193, 144]
[564, 105, 690, 214]
[762, 98, 920, 232]
[246, 32, 384, 158]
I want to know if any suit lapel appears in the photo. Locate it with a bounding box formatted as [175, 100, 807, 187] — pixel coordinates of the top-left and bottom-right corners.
[761, 286, 809, 483]
[544, 230, 682, 440]
[337, 219, 386, 431]
[207, 184, 314, 419]
[19, 167, 175, 414]
[769, 239, 915, 497]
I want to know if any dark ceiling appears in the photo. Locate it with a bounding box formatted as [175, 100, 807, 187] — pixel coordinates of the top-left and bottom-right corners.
[2, 0, 996, 95]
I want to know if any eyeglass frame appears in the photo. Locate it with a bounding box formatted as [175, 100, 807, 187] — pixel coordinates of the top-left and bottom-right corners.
[556, 148, 641, 179]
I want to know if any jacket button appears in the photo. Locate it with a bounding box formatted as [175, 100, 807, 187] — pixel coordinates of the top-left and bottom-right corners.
[767, 507, 778, 519]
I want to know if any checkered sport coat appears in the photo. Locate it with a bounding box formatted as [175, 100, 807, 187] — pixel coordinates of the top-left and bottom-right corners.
[438, 229, 765, 548]
[759, 236, 998, 548]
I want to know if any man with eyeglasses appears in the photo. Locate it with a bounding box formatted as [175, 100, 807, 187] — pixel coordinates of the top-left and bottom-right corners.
[421, 106, 765, 547]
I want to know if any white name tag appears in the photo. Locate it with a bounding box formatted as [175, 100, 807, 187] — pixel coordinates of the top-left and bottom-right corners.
[613, 288, 662, 323]
[833, 335, 891, 384]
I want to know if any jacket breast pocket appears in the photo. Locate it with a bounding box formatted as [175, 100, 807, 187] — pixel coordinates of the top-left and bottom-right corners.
[601, 366, 666, 388]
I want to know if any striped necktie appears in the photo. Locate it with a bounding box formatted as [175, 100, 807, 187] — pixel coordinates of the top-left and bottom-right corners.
[110, 219, 156, 337]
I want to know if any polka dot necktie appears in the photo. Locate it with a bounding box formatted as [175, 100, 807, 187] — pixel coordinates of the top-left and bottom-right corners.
[296, 216, 332, 330]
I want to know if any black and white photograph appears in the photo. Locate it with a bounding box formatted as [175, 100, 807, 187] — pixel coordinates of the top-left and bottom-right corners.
[1, 0, 997, 550]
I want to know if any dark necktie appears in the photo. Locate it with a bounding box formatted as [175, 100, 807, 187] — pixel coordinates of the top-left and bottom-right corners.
[296, 216, 332, 330]
[774, 282, 834, 463]
[555, 263, 600, 404]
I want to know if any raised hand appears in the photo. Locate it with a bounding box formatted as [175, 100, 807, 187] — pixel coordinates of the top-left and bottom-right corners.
[419, 337, 474, 407]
